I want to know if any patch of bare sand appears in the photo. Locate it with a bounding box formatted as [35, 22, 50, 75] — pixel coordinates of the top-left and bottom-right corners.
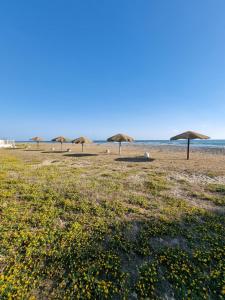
[127, 173, 146, 184]
[168, 176, 225, 214]
[150, 236, 188, 251]
[35, 159, 61, 167]
[169, 171, 225, 185]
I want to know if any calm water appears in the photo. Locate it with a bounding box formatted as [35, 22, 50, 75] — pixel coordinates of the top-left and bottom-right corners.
[17, 140, 225, 149]
[130, 140, 225, 148]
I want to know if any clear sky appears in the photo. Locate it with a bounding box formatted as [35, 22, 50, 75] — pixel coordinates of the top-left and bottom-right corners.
[0, 0, 225, 140]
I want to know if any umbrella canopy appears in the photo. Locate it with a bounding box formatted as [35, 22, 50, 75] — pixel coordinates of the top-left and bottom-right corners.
[31, 136, 43, 142]
[31, 137, 43, 149]
[72, 137, 92, 144]
[171, 131, 209, 141]
[72, 136, 92, 152]
[107, 133, 134, 154]
[170, 131, 209, 160]
[107, 133, 134, 143]
[52, 136, 68, 143]
[51, 136, 69, 151]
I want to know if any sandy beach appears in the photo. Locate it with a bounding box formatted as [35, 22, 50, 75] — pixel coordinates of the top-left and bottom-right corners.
[9, 142, 225, 175]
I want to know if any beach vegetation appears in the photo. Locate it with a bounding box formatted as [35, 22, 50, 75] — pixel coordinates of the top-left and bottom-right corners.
[0, 152, 224, 299]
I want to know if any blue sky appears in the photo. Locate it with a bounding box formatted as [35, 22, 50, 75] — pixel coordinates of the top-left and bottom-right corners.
[0, 0, 225, 140]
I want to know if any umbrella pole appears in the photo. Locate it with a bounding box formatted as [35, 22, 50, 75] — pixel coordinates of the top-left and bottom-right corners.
[119, 142, 121, 155]
[82, 143, 84, 152]
[61, 142, 63, 152]
[187, 139, 190, 160]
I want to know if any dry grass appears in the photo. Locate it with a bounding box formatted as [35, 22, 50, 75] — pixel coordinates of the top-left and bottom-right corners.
[0, 143, 224, 299]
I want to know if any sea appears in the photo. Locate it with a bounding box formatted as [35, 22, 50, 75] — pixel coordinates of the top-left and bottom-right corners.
[17, 140, 225, 149]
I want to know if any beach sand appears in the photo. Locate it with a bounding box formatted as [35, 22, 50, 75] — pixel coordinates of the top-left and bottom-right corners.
[7, 142, 225, 175]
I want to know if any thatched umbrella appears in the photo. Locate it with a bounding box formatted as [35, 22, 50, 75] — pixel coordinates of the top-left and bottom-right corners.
[31, 136, 43, 149]
[107, 133, 134, 155]
[170, 131, 209, 160]
[52, 136, 69, 152]
[72, 136, 92, 152]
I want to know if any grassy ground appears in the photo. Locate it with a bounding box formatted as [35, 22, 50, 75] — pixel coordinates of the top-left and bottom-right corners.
[0, 145, 224, 299]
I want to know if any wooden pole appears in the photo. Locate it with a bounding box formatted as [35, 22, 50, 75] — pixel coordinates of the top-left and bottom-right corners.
[82, 143, 84, 152]
[119, 142, 121, 155]
[187, 138, 190, 160]
[61, 142, 63, 152]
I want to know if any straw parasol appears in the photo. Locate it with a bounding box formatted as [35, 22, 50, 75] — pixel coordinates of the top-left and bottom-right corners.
[72, 136, 92, 152]
[107, 133, 134, 155]
[31, 136, 43, 149]
[170, 131, 209, 160]
[52, 136, 69, 152]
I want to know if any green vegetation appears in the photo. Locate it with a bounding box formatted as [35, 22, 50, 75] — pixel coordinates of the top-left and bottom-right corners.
[190, 183, 225, 206]
[208, 183, 225, 196]
[0, 154, 224, 299]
